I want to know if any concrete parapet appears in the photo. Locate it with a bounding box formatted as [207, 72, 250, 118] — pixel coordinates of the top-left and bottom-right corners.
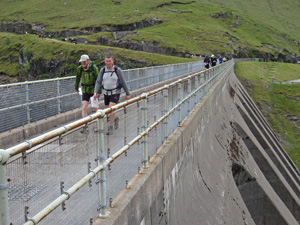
[94, 67, 299, 224]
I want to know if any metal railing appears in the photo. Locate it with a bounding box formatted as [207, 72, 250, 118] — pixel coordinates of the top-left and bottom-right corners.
[0, 61, 203, 133]
[0, 60, 234, 225]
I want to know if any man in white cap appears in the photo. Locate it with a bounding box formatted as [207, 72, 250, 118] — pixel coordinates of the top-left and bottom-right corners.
[211, 54, 217, 67]
[75, 54, 101, 133]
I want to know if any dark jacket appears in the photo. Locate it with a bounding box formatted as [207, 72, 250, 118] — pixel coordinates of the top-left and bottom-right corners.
[204, 56, 210, 64]
[211, 57, 217, 66]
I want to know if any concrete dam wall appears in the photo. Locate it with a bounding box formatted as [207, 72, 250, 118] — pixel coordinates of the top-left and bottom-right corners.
[95, 66, 300, 224]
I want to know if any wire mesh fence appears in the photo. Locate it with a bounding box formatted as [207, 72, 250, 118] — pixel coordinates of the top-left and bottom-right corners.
[0, 62, 204, 133]
[7, 125, 100, 225]
[2, 61, 234, 225]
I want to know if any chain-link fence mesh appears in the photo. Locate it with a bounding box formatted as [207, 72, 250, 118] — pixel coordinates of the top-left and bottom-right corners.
[0, 62, 204, 133]
[4, 61, 234, 225]
[7, 125, 100, 225]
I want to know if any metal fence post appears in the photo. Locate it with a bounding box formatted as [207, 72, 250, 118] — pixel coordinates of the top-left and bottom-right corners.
[211, 67, 214, 88]
[163, 86, 169, 142]
[57, 78, 61, 114]
[25, 82, 31, 124]
[194, 74, 198, 106]
[204, 70, 208, 95]
[212, 66, 216, 86]
[0, 149, 10, 225]
[141, 94, 148, 168]
[97, 113, 108, 219]
[209, 69, 211, 90]
[200, 72, 204, 100]
[177, 81, 182, 126]
[187, 76, 191, 113]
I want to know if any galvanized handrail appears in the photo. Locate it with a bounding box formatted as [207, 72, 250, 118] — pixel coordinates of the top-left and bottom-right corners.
[0, 60, 234, 225]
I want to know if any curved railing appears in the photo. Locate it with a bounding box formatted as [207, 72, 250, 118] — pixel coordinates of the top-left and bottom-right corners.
[0, 60, 234, 225]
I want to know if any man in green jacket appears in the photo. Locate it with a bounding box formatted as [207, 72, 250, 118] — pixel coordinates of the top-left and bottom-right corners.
[75, 54, 101, 132]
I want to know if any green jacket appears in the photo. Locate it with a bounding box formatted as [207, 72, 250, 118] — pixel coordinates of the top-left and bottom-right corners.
[75, 62, 101, 94]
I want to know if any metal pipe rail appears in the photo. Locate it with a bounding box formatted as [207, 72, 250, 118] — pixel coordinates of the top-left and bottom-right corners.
[22, 80, 210, 225]
[5, 62, 220, 157]
[0, 60, 234, 225]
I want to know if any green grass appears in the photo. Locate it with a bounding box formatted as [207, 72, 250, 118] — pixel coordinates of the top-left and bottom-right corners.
[0, 0, 299, 58]
[235, 61, 300, 170]
[201, 0, 300, 41]
[0, 32, 196, 78]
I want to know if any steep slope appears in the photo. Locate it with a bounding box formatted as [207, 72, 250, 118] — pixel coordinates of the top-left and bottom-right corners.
[235, 61, 300, 170]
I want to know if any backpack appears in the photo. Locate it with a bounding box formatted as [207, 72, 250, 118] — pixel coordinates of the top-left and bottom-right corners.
[80, 62, 96, 83]
[204, 56, 210, 64]
[100, 66, 123, 90]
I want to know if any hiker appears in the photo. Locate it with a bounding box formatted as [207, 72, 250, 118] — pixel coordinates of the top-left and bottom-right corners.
[94, 55, 130, 135]
[204, 55, 210, 69]
[219, 55, 223, 64]
[211, 54, 217, 67]
[75, 54, 100, 133]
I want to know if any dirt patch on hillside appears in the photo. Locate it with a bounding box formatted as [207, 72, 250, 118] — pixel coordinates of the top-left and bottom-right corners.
[0, 74, 22, 85]
[156, 1, 195, 8]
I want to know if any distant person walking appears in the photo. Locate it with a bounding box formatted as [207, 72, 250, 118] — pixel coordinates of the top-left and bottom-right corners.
[219, 55, 223, 64]
[75, 54, 100, 132]
[211, 54, 217, 67]
[94, 55, 130, 135]
[204, 55, 210, 69]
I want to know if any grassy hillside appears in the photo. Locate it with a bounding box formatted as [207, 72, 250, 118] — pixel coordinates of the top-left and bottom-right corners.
[0, 32, 196, 82]
[0, 0, 299, 61]
[235, 61, 300, 170]
[201, 0, 300, 41]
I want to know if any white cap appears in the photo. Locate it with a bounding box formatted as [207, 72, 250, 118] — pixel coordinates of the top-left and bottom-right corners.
[79, 54, 89, 62]
[211, 54, 214, 57]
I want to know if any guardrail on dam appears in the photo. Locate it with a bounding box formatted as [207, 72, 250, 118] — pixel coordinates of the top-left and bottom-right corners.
[0, 60, 232, 225]
[1, 59, 299, 225]
[0, 61, 203, 134]
[94, 61, 300, 225]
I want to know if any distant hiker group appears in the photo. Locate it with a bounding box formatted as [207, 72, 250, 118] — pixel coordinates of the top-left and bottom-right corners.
[62, 37, 78, 44]
[204, 54, 228, 69]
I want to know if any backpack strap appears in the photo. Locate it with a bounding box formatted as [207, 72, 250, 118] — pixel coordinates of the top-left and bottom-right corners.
[80, 63, 97, 87]
[101, 66, 123, 91]
[100, 67, 105, 82]
[90, 62, 97, 82]
[100, 66, 119, 80]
